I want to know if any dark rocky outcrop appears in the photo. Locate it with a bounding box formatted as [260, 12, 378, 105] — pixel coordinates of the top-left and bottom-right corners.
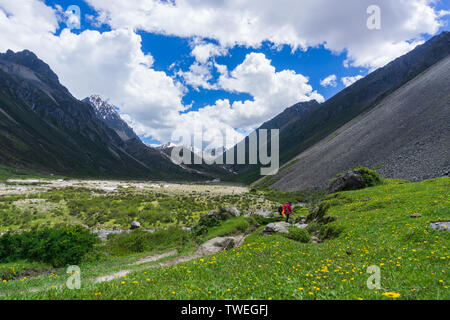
[328, 170, 371, 193]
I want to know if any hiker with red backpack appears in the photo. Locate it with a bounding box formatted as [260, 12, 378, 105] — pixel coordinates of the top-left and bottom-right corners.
[283, 202, 293, 223]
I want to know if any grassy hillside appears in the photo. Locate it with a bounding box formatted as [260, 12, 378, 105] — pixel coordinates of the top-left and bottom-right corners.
[1, 177, 448, 300]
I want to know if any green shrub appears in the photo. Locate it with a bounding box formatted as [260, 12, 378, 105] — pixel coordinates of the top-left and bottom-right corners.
[284, 227, 311, 243]
[205, 217, 252, 239]
[251, 215, 282, 225]
[319, 224, 344, 240]
[215, 209, 234, 221]
[306, 202, 332, 223]
[191, 224, 209, 237]
[199, 215, 221, 228]
[235, 219, 251, 233]
[191, 215, 221, 236]
[354, 166, 383, 187]
[106, 227, 193, 256]
[306, 222, 320, 234]
[0, 226, 97, 267]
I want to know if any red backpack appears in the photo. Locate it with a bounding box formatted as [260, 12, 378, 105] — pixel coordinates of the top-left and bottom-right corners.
[283, 203, 292, 215]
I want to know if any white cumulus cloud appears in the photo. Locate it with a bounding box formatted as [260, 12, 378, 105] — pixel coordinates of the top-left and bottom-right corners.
[341, 75, 364, 87]
[190, 52, 324, 130]
[320, 74, 337, 87]
[177, 61, 217, 91]
[86, 0, 447, 69]
[190, 39, 228, 64]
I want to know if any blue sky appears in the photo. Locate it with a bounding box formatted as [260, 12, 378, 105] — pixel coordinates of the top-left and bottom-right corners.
[48, 0, 368, 102]
[2, 0, 448, 146]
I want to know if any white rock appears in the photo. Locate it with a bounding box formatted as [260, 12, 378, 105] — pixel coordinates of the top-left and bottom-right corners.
[130, 221, 141, 229]
[262, 222, 290, 235]
[221, 206, 241, 217]
[197, 237, 235, 255]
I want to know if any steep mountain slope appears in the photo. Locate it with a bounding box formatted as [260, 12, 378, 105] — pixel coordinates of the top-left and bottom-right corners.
[268, 54, 450, 191]
[0, 50, 212, 180]
[226, 32, 450, 184]
[259, 100, 320, 132]
[0, 50, 142, 177]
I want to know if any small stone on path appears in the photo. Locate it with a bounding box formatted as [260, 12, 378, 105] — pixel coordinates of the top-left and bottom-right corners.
[429, 221, 449, 231]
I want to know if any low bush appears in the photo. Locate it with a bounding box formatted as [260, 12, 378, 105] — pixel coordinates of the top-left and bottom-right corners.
[284, 227, 311, 243]
[236, 219, 251, 233]
[106, 226, 193, 256]
[354, 166, 383, 188]
[0, 226, 97, 267]
[319, 224, 344, 240]
[306, 202, 332, 223]
[199, 215, 221, 228]
[191, 215, 221, 236]
[306, 222, 320, 234]
[205, 217, 253, 240]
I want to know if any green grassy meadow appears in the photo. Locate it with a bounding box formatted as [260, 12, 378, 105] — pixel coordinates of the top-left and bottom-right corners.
[0, 177, 448, 300]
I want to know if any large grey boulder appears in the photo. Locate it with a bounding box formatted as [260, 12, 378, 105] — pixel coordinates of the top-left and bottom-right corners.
[261, 222, 291, 235]
[220, 206, 241, 217]
[197, 237, 236, 255]
[206, 206, 241, 220]
[328, 171, 366, 193]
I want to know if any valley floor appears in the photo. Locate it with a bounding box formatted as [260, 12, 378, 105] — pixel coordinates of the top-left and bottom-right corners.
[0, 177, 449, 300]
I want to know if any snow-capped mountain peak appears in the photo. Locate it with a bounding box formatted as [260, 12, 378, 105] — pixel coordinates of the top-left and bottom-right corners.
[83, 95, 139, 142]
[85, 95, 119, 121]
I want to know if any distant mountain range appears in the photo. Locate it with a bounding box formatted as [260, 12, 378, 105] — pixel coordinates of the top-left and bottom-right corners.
[1, 31, 448, 188]
[0, 50, 224, 181]
[81, 96, 231, 179]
